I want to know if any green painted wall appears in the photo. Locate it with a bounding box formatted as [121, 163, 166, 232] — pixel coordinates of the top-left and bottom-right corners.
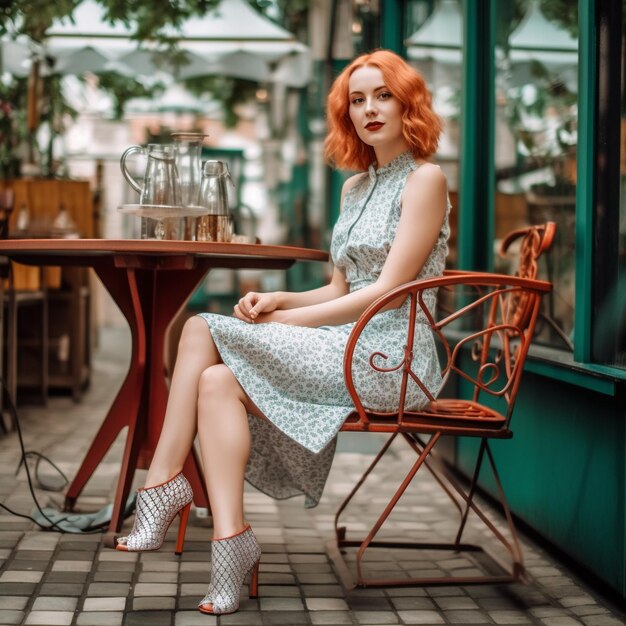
[456, 371, 626, 595]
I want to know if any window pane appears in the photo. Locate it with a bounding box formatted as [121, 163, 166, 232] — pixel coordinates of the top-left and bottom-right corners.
[494, 0, 578, 350]
[405, 0, 463, 267]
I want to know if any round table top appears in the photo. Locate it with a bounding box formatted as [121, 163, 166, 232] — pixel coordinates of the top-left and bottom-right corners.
[0, 238, 330, 264]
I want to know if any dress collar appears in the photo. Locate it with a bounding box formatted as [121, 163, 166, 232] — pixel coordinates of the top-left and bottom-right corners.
[368, 150, 416, 181]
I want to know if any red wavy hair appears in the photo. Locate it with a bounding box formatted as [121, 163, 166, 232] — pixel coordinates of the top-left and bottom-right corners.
[324, 49, 442, 171]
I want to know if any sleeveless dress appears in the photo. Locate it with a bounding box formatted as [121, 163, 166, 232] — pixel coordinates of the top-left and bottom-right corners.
[198, 150, 449, 507]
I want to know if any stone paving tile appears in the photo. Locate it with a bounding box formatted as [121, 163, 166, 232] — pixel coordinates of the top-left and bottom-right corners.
[133, 596, 176, 610]
[39, 583, 85, 597]
[0, 596, 29, 610]
[2, 332, 626, 626]
[0, 609, 24, 625]
[0, 582, 36, 595]
[259, 596, 305, 611]
[82, 597, 127, 611]
[490, 609, 536, 624]
[24, 610, 75, 624]
[580, 616, 625, 626]
[133, 582, 178, 596]
[219, 612, 264, 624]
[0, 569, 44, 582]
[390, 596, 437, 610]
[309, 611, 356, 624]
[75, 610, 124, 625]
[123, 611, 173, 625]
[353, 610, 400, 624]
[305, 597, 350, 610]
[261, 610, 311, 624]
[444, 609, 494, 624]
[46, 571, 91, 583]
[434, 596, 480, 610]
[31, 596, 78, 611]
[397, 609, 446, 624]
[173, 611, 217, 625]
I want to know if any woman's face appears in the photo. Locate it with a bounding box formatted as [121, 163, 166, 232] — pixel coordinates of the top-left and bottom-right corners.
[348, 65, 405, 153]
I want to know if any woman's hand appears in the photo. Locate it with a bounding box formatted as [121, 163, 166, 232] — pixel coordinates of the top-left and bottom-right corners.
[233, 292, 280, 323]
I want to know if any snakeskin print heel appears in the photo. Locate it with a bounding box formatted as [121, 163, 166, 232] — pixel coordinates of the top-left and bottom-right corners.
[116, 472, 193, 554]
[198, 525, 261, 615]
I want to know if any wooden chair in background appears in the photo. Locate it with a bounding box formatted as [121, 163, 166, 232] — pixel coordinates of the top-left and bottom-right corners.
[0, 189, 48, 427]
[333, 223, 555, 588]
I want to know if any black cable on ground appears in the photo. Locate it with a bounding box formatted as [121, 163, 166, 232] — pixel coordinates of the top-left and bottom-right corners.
[0, 376, 107, 534]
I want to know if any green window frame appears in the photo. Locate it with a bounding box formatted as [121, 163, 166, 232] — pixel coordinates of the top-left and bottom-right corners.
[454, 0, 626, 389]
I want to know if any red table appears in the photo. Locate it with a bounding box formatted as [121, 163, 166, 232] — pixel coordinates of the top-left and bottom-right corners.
[0, 239, 328, 535]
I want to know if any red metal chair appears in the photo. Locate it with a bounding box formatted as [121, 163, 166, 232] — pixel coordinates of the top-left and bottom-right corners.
[333, 223, 555, 587]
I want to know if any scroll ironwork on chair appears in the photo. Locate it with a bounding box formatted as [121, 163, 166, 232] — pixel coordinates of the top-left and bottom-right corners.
[333, 222, 555, 588]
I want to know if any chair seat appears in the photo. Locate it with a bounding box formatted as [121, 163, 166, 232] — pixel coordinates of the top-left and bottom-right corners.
[342, 399, 510, 437]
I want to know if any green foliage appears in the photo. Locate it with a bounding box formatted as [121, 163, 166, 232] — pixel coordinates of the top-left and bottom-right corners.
[98, 0, 222, 45]
[0, 0, 78, 40]
[0, 0, 224, 43]
[2, 0, 305, 128]
[539, 0, 578, 38]
[41, 74, 78, 130]
[183, 75, 257, 127]
[495, 0, 529, 52]
[0, 78, 28, 178]
[249, 0, 309, 37]
[95, 71, 165, 120]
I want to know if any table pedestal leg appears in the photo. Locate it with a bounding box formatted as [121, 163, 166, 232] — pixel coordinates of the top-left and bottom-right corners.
[65, 260, 211, 533]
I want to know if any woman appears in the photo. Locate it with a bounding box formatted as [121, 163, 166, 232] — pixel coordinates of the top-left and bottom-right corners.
[115, 49, 449, 615]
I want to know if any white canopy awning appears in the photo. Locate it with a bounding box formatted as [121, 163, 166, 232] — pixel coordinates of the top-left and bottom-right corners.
[44, 0, 309, 85]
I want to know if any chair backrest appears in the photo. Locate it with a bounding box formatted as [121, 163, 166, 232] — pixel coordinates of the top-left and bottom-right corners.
[498, 221, 556, 333]
[343, 223, 556, 429]
[344, 274, 552, 428]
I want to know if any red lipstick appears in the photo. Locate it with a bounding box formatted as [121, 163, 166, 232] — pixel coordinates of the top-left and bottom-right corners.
[365, 122, 384, 131]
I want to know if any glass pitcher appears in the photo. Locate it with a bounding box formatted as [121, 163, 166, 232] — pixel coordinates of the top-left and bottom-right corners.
[196, 160, 233, 242]
[120, 143, 181, 239]
[172, 132, 208, 240]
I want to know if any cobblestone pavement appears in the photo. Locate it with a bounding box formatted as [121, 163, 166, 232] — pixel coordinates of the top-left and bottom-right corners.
[0, 328, 625, 626]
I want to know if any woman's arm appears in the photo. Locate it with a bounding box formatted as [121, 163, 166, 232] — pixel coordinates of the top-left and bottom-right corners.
[235, 267, 349, 321]
[256, 163, 447, 328]
[235, 174, 363, 322]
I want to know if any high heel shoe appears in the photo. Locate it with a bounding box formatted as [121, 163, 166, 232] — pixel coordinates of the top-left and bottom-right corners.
[116, 472, 193, 554]
[198, 524, 261, 615]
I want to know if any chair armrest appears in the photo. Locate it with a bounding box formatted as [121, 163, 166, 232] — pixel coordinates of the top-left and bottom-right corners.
[343, 273, 552, 423]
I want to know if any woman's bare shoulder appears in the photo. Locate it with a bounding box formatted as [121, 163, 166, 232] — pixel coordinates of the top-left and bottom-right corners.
[405, 162, 447, 194]
[339, 172, 368, 210]
[413, 161, 446, 181]
[342, 172, 368, 194]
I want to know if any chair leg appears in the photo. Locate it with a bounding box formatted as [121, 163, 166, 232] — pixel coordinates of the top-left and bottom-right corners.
[7, 292, 17, 409]
[40, 290, 49, 406]
[484, 441, 525, 579]
[454, 439, 487, 546]
[334, 433, 440, 587]
[334, 432, 398, 543]
[331, 434, 524, 587]
[417, 440, 524, 582]
[402, 433, 464, 516]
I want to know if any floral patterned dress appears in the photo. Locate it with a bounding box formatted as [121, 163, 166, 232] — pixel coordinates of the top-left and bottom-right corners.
[198, 150, 449, 507]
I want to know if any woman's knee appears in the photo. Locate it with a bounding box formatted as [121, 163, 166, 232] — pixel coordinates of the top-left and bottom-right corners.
[179, 316, 212, 355]
[198, 364, 243, 405]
